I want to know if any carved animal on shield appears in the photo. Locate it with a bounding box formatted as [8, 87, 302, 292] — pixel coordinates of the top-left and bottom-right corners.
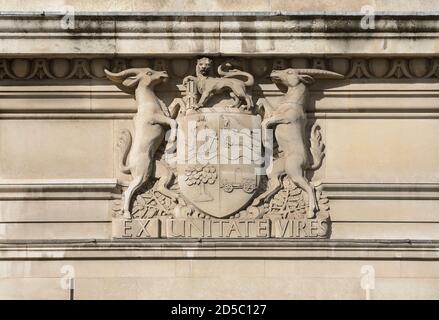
[105, 67, 178, 219]
[183, 57, 254, 110]
[252, 68, 343, 219]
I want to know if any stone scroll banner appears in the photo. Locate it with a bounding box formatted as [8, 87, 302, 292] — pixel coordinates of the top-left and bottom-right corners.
[112, 218, 330, 239]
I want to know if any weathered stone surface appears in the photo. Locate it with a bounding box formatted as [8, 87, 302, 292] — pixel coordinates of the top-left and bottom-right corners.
[112, 218, 160, 238]
[272, 218, 329, 238]
[165, 219, 271, 238]
[0, 1, 438, 299]
[112, 218, 332, 239]
[2, 0, 439, 13]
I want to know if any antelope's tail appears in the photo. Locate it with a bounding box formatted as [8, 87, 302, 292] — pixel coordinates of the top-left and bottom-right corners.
[118, 129, 132, 174]
[308, 125, 325, 170]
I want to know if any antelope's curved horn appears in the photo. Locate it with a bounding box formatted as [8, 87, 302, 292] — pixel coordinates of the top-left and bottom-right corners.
[104, 69, 139, 83]
[294, 68, 344, 79]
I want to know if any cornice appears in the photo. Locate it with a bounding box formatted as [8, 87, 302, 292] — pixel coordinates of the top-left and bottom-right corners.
[0, 13, 439, 55]
[1, 15, 439, 35]
[1, 239, 439, 260]
[3, 11, 439, 17]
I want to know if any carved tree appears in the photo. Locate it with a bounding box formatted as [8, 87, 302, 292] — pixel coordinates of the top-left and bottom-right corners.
[184, 165, 217, 202]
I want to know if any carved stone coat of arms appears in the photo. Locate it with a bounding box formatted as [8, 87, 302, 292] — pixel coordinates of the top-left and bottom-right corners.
[108, 57, 343, 239]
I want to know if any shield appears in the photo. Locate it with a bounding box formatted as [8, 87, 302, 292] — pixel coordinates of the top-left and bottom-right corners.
[177, 109, 262, 218]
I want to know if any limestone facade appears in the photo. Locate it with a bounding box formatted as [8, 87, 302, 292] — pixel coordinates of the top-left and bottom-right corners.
[0, 1, 439, 299]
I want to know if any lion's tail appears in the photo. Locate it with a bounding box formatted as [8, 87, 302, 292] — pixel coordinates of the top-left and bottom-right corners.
[118, 129, 132, 174]
[217, 63, 254, 87]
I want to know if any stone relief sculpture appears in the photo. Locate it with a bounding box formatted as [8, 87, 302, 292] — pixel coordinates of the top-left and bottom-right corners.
[105, 68, 178, 219]
[252, 68, 343, 219]
[183, 57, 254, 110]
[108, 58, 343, 239]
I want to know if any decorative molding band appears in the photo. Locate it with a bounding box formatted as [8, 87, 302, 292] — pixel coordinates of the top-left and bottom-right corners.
[0, 179, 120, 200]
[0, 180, 437, 201]
[3, 113, 439, 120]
[2, 83, 439, 118]
[323, 183, 439, 200]
[0, 239, 439, 260]
[1, 57, 439, 81]
[1, 13, 439, 33]
[3, 11, 439, 17]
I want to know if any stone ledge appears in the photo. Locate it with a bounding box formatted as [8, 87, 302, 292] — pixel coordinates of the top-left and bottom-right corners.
[4, 11, 439, 17]
[1, 239, 439, 260]
[2, 0, 439, 14]
[0, 179, 119, 200]
[1, 14, 439, 55]
[323, 182, 439, 200]
[0, 180, 437, 200]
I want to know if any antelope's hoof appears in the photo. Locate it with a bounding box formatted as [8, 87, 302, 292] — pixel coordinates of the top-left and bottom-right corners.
[306, 207, 317, 219]
[122, 210, 132, 219]
[170, 196, 179, 203]
[247, 206, 263, 219]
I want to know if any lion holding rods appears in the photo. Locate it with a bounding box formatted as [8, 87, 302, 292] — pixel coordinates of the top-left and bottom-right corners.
[183, 57, 254, 110]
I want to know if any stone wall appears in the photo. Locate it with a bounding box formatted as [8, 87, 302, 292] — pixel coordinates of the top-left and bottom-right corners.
[0, 2, 438, 299]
